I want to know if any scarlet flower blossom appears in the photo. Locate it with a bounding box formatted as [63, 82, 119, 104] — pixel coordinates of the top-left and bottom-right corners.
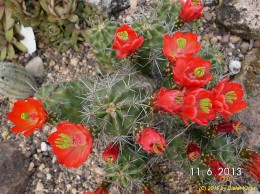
[112, 24, 144, 58]
[214, 121, 242, 133]
[179, 0, 204, 22]
[162, 31, 201, 63]
[173, 57, 212, 89]
[153, 87, 184, 114]
[204, 157, 233, 182]
[213, 78, 247, 119]
[137, 127, 166, 154]
[102, 142, 120, 163]
[144, 186, 155, 194]
[84, 186, 108, 194]
[48, 122, 93, 168]
[181, 88, 216, 126]
[186, 142, 201, 161]
[240, 149, 260, 182]
[7, 98, 47, 136]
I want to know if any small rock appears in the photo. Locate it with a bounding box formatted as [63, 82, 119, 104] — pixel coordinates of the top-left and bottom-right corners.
[70, 57, 79, 67]
[25, 56, 44, 77]
[254, 40, 260, 48]
[221, 34, 230, 44]
[240, 42, 250, 54]
[46, 173, 52, 180]
[229, 60, 241, 75]
[229, 35, 240, 44]
[28, 162, 34, 172]
[228, 42, 235, 49]
[35, 181, 44, 191]
[41, 142, 48, 152]
[210, 37, 218, 45]
[203, 11, 212, 21]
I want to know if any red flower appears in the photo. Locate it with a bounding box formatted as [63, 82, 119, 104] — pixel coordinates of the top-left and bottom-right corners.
[186, 142, 201, 161]
[84, 186, 108, 194]
[7, 98, 47, 136]
[213, 78, 247, 119]
[137, 127, 166, 154]
[162, 31, 201, 63]
[214, 121, 242, 133]
[153, 87, 184, 114]
[240, 149, 260, 182]
[102, 142, 120, 163]
[204, 157, 233, 182]
[144, 186, 155, 194]
[179, 0, 204, 22]
[173, 57, 212, 89]
[48, 122, 93, 168]
[112, 24, 144, 58]
[181, 88, 216, 126]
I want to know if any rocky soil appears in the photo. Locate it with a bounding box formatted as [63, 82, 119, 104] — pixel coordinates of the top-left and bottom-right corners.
[0, 0, 259, 193]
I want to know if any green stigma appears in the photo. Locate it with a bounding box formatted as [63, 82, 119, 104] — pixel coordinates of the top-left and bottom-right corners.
[194, 67, 205, 78]
[175, 93, 184, 104]
[117, 31, 129, 41]
[225, 91, 237, 104]
[199, 98, 212, 113]
[21, 113, 30, 120]
[177, 38, 187, 49]
[55, 134, 72, 149]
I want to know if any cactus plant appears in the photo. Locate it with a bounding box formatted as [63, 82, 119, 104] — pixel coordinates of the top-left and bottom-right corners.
[36, 71, 156, 136]
[0, 62, 37, 99]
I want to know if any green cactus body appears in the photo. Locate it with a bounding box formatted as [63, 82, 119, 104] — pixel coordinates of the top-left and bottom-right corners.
[131, 18, 168, 77]
[0, 62, 37, 99]
[156, 0, 182, 30]
[199, 41, 225, 88]
[35, 80, 93, 123]
[166, 127, 237, 183]
[86, 20, 122, 73]
[36, 73, 156, 136]
[105, 144, 149, 189]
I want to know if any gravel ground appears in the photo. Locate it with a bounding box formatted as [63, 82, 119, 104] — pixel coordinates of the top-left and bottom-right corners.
[0, 0, 259, 193]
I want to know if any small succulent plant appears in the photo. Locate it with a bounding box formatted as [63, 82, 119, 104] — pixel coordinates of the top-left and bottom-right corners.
[0, 0, 27, 61]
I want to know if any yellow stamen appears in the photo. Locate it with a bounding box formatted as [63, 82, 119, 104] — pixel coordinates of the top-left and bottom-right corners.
[55, 134, 72, 149]
[199, 98, 212, 113]
[225, 91, 237, 104]
[152, 142, 165, 154]
[117, 31, 129, 41]
[177, 38, 187, 49]
[175, 93, 184, 104]
[194, 67, 205, 78]
[193, 0, 200, 5]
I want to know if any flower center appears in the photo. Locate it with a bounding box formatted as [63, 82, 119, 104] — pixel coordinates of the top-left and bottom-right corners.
[225, 91, 237, 104]
[232, 122, 242, 132]
[117, 31, 129, 41]
[177, 38, 187, 49]
[105, 156, 114, 163]
[55, 134, 72, 149]
[194, 67, 205, 78]
[21, 113, 37, 120]
[152, 142, 165, 154]
[193, 0, 200, 5]
[175, 93, 184, 104]
[199, 98, 212, 113]
[188, 152, 199, 161]
[220, 174, 233, 182]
